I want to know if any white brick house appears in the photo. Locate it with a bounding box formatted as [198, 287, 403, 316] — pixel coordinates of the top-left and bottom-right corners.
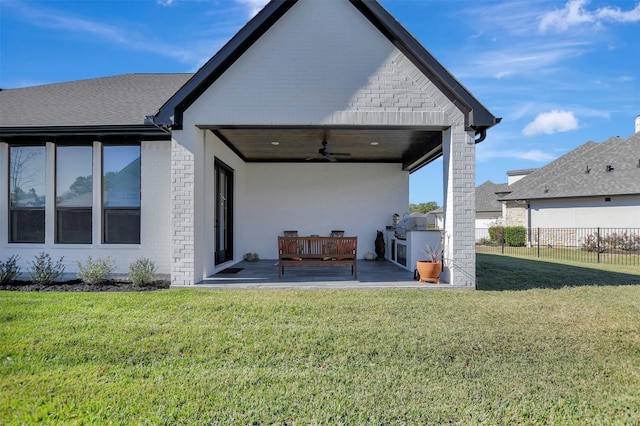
[0, 0, 499, 287]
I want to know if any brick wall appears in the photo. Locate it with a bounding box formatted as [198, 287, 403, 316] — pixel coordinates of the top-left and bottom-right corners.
[170, 139, 195, 286]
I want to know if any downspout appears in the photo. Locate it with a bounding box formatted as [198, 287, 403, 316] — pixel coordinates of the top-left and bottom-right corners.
[473, 118, 502, 144]
[474, 128, 488, 144]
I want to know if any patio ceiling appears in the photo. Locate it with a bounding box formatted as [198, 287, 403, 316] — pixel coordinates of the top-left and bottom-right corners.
[198, 125, 443, 171]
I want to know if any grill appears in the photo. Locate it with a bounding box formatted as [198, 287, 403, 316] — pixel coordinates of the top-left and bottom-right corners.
[394, 228, 407, 240]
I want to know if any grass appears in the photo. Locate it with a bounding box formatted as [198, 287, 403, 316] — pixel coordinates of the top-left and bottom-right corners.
[1, 256, 639, 424]
[477, 253, 640, 290]
[476, 244, 639, 267]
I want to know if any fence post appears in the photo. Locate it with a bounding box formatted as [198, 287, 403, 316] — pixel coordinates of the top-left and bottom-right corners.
[537, 228, 540, 258]
[501, 232, 505, 254]
[597, 227, 600, 264]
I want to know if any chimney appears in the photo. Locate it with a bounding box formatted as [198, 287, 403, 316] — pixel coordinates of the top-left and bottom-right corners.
[636, 115, 640, 134]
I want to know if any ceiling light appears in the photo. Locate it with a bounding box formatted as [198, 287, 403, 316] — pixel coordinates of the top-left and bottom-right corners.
[271, 141, 280, 146]
[370, 142, 379, 146]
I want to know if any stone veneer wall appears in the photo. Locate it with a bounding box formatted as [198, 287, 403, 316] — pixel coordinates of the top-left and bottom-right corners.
[505, 201, 527, 227]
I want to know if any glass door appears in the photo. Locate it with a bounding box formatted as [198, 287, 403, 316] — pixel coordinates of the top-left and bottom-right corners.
[215, 160, 234, 265]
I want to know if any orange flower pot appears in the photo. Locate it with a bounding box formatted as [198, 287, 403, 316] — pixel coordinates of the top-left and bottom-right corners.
[416, 260, 442, 284]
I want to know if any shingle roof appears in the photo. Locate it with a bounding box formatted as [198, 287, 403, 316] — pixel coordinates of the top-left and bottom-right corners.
[501, 132, 640, 201]
[507, 168, 538, 177]
[476, 180, 508, 212]
[0, 73, 192, 128]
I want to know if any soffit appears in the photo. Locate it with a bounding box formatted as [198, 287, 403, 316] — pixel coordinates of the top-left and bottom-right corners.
[200, 125, 442, 171]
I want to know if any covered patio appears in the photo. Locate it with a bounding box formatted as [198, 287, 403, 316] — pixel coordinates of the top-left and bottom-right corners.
[180, 259, 465, 290]
[154, 0, 499, 287]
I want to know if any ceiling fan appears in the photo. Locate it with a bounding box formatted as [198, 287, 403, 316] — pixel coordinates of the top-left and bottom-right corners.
[305, 138, 351, 162]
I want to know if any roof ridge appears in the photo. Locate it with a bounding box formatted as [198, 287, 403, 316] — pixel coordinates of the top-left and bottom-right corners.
[1, 73, 195, 91]
[507, 141, 599, 192]
[1, 74, 193, 127]
[502, 133, 640, 200]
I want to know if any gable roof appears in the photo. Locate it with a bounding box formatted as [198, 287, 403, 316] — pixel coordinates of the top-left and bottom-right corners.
[0, 73, 192, 140]
[153, 0, 498, 133]
[476, 180, 509, 212]
[501, 132, 640, 201]
[421, 181, 509, 215]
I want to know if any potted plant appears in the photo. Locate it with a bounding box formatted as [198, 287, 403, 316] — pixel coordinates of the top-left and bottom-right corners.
[416, 244, 442, 284]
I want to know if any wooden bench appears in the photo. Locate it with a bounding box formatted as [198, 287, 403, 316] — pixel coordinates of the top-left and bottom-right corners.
[278, 236, 357, 278]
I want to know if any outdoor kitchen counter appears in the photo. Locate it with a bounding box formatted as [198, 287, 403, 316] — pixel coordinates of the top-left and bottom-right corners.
[385, 229, 441, 272]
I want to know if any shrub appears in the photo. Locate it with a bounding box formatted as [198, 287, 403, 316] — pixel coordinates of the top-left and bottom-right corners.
[129, 258, 158, 286]
[582, 232, 606, 252]
[0, 255, 21, 284]
[584, 231, 640, 252]
[477, 237, 492, 245]
[505, 226, 527, 247]
[29, 252, 65, 285]
[77, 256, 115, 285]
[488, 226, 505, 243]
[604, 232, 640, 252]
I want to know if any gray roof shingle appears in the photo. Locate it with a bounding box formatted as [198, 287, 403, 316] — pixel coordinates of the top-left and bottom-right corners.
[476, 180, 508, 212]
[501, 133, 640, 200]
[0, 73, 193, 128]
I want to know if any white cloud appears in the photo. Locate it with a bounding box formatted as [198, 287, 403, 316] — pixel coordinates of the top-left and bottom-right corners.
[540, 0, 640, 33]
[157, 0, 175, 5]
[235, 0, 269, 17]
[462, 40, 588, 80]
[518, 149, 558, 162]
[6, 1, 217, 65]
[522, 110, 579, 136]
[596, 2, 640, 22]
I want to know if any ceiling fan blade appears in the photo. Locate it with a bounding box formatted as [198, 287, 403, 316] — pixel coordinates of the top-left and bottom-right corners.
[307, 138, 349, 162]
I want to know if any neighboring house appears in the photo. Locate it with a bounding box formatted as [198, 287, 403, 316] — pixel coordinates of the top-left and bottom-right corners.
[475, 180, 509, 228]
[0, 0, 499, 286]
[431, 180, 508, 237]
[428, 209, 444, 231]
[500, 127, 640, 230]
[473, 180, 509, 241]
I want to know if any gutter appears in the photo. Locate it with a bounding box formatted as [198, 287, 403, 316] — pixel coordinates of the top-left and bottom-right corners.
[473, 118, 502, 144]
[0, 125, 171, 142]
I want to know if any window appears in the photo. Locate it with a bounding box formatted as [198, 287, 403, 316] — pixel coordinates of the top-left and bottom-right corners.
[9, 145, 46, 243]
[103, 145, 140, 244]
[56, 146, 93, 243]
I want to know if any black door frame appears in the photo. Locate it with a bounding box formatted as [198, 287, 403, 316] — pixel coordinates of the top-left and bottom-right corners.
[214, 159, 234, 265]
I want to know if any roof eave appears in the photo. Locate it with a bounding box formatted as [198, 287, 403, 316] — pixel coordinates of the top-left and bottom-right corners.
[501, 191, 640, 202]
[153, 0, 298, 128]
[0, 125, 170, 142]
[348, 0, 499, 131]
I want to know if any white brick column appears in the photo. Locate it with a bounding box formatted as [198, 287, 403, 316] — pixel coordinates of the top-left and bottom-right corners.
[170, 137, 196, 286]
[442, 125, 477, 287]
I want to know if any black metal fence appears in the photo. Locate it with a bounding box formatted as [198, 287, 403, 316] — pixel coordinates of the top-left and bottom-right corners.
[476, 227, 640, 267]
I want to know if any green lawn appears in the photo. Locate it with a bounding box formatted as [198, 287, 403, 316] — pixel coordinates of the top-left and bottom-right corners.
[1, 255, 639, 424]
[476, 244, 639, 267]
[477, 252, 640, 290]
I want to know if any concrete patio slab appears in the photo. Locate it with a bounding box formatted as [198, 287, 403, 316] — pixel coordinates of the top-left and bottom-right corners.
[171, 260, 467, 290]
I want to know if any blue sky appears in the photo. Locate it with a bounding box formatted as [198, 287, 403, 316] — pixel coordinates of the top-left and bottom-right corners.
[1, 0, 639, 205]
